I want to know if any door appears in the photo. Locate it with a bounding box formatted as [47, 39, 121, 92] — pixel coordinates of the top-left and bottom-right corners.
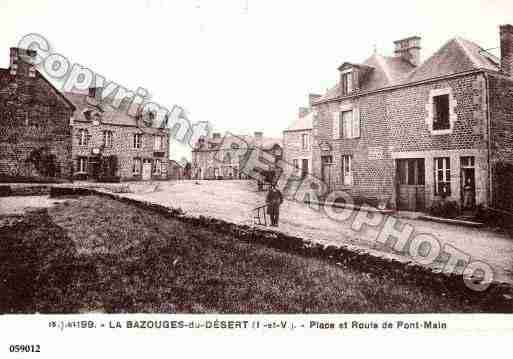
[142, 159, 152, 180]
[396, 159, 425, 211]
[301, 159, 309, 178]
[460, 156, 476, 210]
[321, 155, 333, 187]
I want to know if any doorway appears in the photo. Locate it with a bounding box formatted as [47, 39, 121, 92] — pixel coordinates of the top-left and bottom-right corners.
[321, 155, 333, 188]
[396, 158, 426, 211]
[142, 159, 152, 180]
[301, 158, 309, 178]
[460, 156, 476, 211]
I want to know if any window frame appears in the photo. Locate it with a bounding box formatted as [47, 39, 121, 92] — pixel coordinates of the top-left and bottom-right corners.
[433, 94, 450, 131]
[103, 130, 113, 148]
[133, 158, 141, 175]
[133, 133, 143, 149]
[77, 157, 88, 174]
[301, 133, 309, 150]
[434, 157, 451, 196]
[153, 159, 162, 175]
[341, 155, 353, 186]
[154, 135, 163, 151]
[78, 129, 89, 146]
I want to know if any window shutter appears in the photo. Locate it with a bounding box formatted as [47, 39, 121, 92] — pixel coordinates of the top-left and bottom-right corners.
[333, 112, 340, 139]
[352, 106, 360, 138]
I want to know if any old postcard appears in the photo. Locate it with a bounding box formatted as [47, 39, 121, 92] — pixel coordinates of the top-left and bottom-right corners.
[0, 0, 512, 357]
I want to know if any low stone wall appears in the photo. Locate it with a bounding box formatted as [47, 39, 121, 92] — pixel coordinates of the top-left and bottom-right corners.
[0, 185, 51, 197]
[81, 189, 513, 311]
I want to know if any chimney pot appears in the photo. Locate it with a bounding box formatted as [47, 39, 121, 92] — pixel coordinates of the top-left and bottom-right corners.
[9, 47, 36, 76]
[500, 24, 513, 77]
[308, 93, 322, 106]
[394, 36, 421, 66]
[298, 107, 309, 118]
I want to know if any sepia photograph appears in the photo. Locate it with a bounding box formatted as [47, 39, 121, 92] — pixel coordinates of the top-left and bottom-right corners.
[0, 0, 513, 356]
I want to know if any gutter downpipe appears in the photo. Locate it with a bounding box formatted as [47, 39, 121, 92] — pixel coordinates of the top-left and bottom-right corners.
[483, 72, 494, 208]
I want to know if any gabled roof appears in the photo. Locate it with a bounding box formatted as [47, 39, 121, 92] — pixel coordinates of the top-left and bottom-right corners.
[195, 133, 282, 152]
[314, 36, 501, 104]
[65, 92, 165, 129]
[407, 37, 500, 83]
[285, 110, 313, 132]
[0, 68, 76, 110]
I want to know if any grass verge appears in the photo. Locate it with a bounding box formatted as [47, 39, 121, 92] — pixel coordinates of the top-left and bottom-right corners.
[0, 195, 511, 313]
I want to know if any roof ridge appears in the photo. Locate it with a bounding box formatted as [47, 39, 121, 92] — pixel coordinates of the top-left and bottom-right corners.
[453, 36, 485, 69]
[374, 53, 394, 83]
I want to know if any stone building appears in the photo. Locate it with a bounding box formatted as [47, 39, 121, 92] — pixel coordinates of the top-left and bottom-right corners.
[192, 132, 282, 180]
[0, 48, 75, 180]
[0, 47, 169, 182]
[310, 24, 513, 212]
[65, 88, 169, 181]
[282, 95, 319, 179]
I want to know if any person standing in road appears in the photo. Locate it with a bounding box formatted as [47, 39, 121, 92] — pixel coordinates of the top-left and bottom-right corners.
[266, 185, 283, 227]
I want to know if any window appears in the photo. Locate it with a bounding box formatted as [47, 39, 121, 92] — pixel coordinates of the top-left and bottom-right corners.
[338, 109, 360, 139]
[427, 88, 456, 134]
[133, 158, 141, 175]
[77, 157, 88, 173]
[292, 159, 299, 169]
[153, 159, 162, 175]
[434, 157, 451, 196]
[461, 156, 475, 168]
[103, 130, 113, 147]
[133, 133, 142, 149]
[341, 71, 352, 96]
[301, 158, 309, 178]
[154, 135, 163, 151]
[433, 94, 450, 130]
[224, 153, 231, 164]
[231, 143, 240, 150]
[301, 133, 309, 150]
[78, 129, 89, 146]
[397, 159, 425, 185]
[341, 155, 353, 186]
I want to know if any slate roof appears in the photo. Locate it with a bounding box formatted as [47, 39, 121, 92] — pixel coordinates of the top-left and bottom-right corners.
[284, 110, 313, 132]
[195, 133, 282, 151]
[315, 36, 501, 103]
[65, 91, 164, 129]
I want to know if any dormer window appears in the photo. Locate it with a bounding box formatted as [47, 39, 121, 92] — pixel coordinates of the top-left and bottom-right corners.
[341, 70, 352, 96]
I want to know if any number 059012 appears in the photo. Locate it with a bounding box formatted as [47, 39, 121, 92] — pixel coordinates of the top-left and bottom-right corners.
[9, 344, 40, 353]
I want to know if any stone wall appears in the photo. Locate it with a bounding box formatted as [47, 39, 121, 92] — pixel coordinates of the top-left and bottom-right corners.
[71, 121, 169, 180]
[283, 129, 312, 174]
[0, 71, 74, 180]
[488, 73, 513, 211]
[312, 73, 489, 209]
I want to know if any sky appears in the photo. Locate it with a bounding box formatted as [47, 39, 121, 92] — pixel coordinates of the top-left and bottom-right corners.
[0, 0, 512, 160]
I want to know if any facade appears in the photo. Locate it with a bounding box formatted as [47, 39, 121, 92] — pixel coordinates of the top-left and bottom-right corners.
[65, 88, 169, 181]
[0, 48, 75, 180]
[192, 132, 282, 180]
[168, 160, 186, 180]
[310, 25, 513, 212]
[282, 95, 319, 179]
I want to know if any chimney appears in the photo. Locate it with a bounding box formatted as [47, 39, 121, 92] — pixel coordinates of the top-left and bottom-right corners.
[298, 107, 309, 118]
[500, 24, 513, 77]
[254, 131, 263, 147]
[394, 36, 421, 66]
[212, 132, 221, 140]
[309, 93, 322, 106]
[88, 87, 103, 101]
[9, 47, 37, 77]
